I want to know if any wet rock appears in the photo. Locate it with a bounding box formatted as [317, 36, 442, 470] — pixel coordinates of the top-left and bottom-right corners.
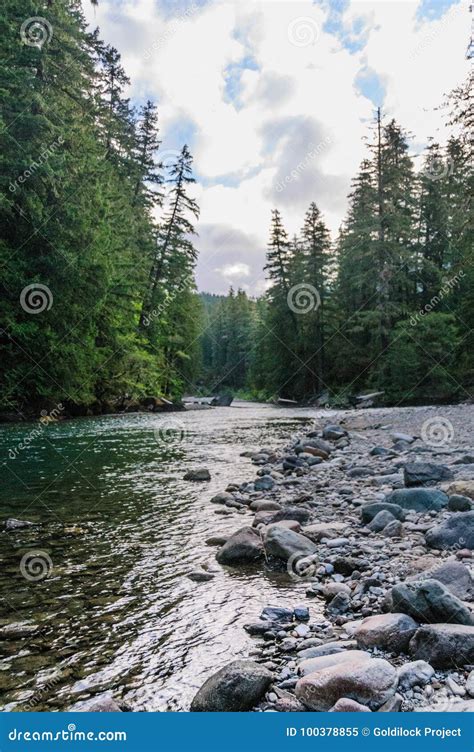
[333, 556, 368, 576]
[403, 462, 453, 487]
[368, 510, 396, 532]
[191, 660, 272, 711]
[254, 475, 275, 491]
[184, 468, 211, 481]
[409, 624, 474, 668]
[205, 535, 228, 546]
[295, 657, 397, 711]
[4, 518, 35, 531]
[448, 495, 473, 512]
[385, 488, 448, 513]
[216, 527, 264, 566]
[391, 579, 474, 626]
[355, 613, 419, 654]
[330, 697, 371, 712]
[298, 650, 370, 676]
[425, 511, 474, 550]
[261, 606, 294, 623]
[397, 660, 434, 690]
[361, 502, 405, 523]
[68, 694, 122, 712]
[264, 525, 317, 562]
[294, 606, 310, 621]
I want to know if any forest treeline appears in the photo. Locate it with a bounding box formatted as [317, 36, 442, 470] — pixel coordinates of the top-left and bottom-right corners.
[202, 77, 473, 405]
[0, 1, 472, 417]
[1, 0, 202, 416]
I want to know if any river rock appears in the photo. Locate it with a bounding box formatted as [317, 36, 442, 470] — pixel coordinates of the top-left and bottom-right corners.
[69, 693, 122, 712]
[298, 650, 370, 676]
[249, 500, 282, 512]
[261, 606, 294, 623]
[216, 527, 264, 566]
[466, 670, 474, 697]
[190, 660, 272, 711]
[303, 522, 348, 542]
[409, 560, 473, 601]
[385, 488, 448, 513]
[403, 462, 453, 487]
[425, 511, 474, 550]
[330, 698, 371, 712]
[188, 569, 214, 582]
[355, 613, 419, 653]
[254, 475, 275, 491]
[367, 510, 396, 532]
[210, 492, 232, 504]
[327, 592, 351, 616]
[264, 525, 317, 561]
[383, 520, 403, 537]
[4, 518, 35, 530]
[409, 624, 474, 668]
[391, 579, 474, 625]
[297, 641, 358, 660]
[444, 481, 474, 500]
[295, 657, 397, 711]
[265, 507, 311, 526]
[361, 502, 405, 523]
[397, 660, 434, 690]
[448, 495, 473, 512]
[333, 556, 368, 575]
[392, 432, 416, 444]
[322, 425, 347, 441]
[370, 446, 393, 457]
[184, 468, 211, 481]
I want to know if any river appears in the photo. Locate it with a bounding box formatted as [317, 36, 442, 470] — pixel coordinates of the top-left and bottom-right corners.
[0, 401, 327, 711]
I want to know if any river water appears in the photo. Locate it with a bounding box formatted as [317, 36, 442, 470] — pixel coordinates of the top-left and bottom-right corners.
[0, 401, 325, 711]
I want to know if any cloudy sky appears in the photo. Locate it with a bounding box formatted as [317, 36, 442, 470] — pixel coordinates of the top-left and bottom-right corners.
[83, 0, 470, 295]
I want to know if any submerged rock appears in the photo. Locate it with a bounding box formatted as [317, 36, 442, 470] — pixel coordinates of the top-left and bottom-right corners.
[190, 660, 272, 711]
[184, 468, 211, 481]
[4, 518, 35, 531]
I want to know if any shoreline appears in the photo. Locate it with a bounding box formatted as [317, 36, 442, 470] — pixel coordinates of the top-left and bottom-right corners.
[190, 404, 474, 713]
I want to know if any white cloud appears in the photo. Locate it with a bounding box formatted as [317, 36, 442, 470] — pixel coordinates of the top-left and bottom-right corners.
[83, 0, 469, 293]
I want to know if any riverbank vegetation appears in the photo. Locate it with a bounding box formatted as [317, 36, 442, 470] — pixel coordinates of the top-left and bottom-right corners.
[0, 1, 472, 418]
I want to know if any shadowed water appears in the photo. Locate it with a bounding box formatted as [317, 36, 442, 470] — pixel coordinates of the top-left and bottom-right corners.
[0, 401, 322, 711]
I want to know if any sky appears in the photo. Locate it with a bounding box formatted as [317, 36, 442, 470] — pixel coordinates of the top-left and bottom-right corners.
[83, 0, 471, 295]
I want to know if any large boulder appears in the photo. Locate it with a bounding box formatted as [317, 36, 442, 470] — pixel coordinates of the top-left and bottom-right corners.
[408, 561, 473, 601]
[190, 660, 272, 711]
[403, 462, 453, 487]
[425, 511, 474, 550]
[391, 579, 474, 625]
[385, 488, 448, 513]
[409, 624, 474, 668]
[264, 525, 318, 562]
[216, 527, 264, 566]
[354, 613, 419, 654]
[295, 658, 397, 711]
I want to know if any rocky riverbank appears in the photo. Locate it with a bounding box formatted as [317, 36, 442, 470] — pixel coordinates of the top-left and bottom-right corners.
[190, 404, 474, 713]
